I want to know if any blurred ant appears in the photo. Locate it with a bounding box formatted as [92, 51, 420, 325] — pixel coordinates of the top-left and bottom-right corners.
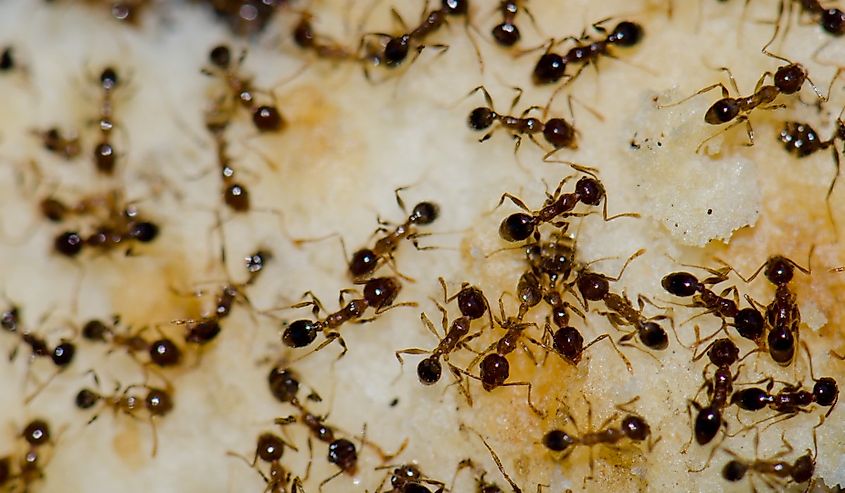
[772, 0, 845, 41]
[497, 173, 637, 243]
[466, 86, 601, 161]
[684, 338, 740, 470]
[523, 231, 577, 286]
[530, 19, 644, 86]
[10, 418, 56, 491]
[81, 316, 183, 369]
[0, 46, 15, 72]
[293, 11, 362, 62]
[202, 44, 285, 133]
[277, 276, 413, 358]
[375, 462, 445, 493]
[91, 67, 124, 174]
[31, 127, 81, 160]
[228, 432, 303, 493]
[575, 250, 672, 352]
[490, 0, 536, 47]
[541, 396, 656, 483]
[74, 371, 174, 456]
[206, 0, 284, 36]
[739, 253, 810, 367]
[656, 39, 829, 153]
[347, 189, 439, 281]
[719, 424, 818, 490]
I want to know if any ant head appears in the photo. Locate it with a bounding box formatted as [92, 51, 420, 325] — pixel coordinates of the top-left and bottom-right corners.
[256, 433, 286, 463]
[492, 22, 520, 47]
[621, 415, 650, 441]
[774, 64, 806, 95]
[543, 118, 577, 149]
[293, 17, 315, 48]
[457, 285, 487, 319]
[813, 377, 838, 407]
[610, 21, 643, 47]
[99, 67, 119, 89]
[349, 248, 378, 278]
[542, 429, 575, 452]
[468, 107, 496, 131]
[442, 0, 468, 16]
[576, 271, 609, 301]
[145, 388, 174, 416]
[363, 277, 401, 310]
[640, 322, 668, 349]
[82, 319, 110, 341]
[661, 272, 699, 297]
[764, 255, 794, 285]
[328, 438, 358, 472]
[479, 353, 509, 391]
[185, 319, 221, 345]
[704, 98, 740, 124]
[268, 367, 300, 403]
[417, 356, 442, 385]
[533, 53, 566, 85]
[707, 338, 739, 367]
[553, 326, 583, 362]
[721, 460, 748, 482]
[791, 453, 815, 483]
[410, 201, 439, 225]
[51, 341, 76, 367]
[822, 8, 845, 35]
[253, 105, 284, 132]
[733, 308, 764, 341]
[499, 213, 536, 242]
[391, 464, 422, 487]
[384, 36, 410, 67]
[283, 319, 319, 348]
[209, 45, 232, 69]
[55, 231, 84, 257]
[22, 419, 51, 446]
[575, 177, 603, 206]
[76, 388, 100, 409]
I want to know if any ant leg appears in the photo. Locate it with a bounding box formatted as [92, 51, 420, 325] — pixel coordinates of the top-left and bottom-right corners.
[605, 249, 646, 282]
[695, 116, 752, 154]
[389, 7, 409, 31]
[601, 194, 641, 221]
[586, 334, 633, 373]
[655, 82, 730, 109]
[494, 192, 531, 213]
[508, 86, 524, 114]
[501, 381, 544, 416]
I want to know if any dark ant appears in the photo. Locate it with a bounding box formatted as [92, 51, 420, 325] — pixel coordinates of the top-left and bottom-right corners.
[541, 397, 655, 483]
[205, 0, 284, 36]
[202, 44, 284, 132]
[0, 46, 14, 72]
[531, 19, 644, 85]
[228, 432, 303, 493]
[773, 0, 845, 38]
[523, 231, 577, 285]
[575, 250, 671, 351]
[684, 338, 740, 469]
[347, 191, 439, 280]
[375, 463, 445, 493]
[497, 173, 637, 243]
[740, 254, 810, 367]
[74, 372, 173, 456]
[656, 44, 827, 153]
[12, 418, 55, 491]
[491, 0, 536, 47]
[362, 0, 470, 70]
[31, 127, 81, 160]
[293, 11, 361, 62]
[92, 67, 122, 174]
[279, 276, 412, 357]
[467, 86, 591, 159]
[720, 425, 818, 490]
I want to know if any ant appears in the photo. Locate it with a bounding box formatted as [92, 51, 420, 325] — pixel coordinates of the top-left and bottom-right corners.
[719, 425, 818, 490]
[11, 418, 55, 491]
[202, 44, 284, 133]
[74, 372, 174, 456]
[773, 0, 845, 38]
[740, 253, 810, 367]
[522, 231, 577, 286]
[209, 125, 256, 213]
[206, 0, 284, 36]
[228, 432, 303, 493]
[541, 396, 655, 483]
[293, 11, 361, 62]
[91, 67, 123, 174]
[81, 316, 182, 368]
[376, 463, 445, 493]
[31, 127, 81, 160]
[362, 0, 471, 70]
[278, 276, 412, 357]
[684, 338, 740, 467]
[575, 250, 672, 352]
[466, 86, 592, 159]
[347, 191, 439, 280]
[656, 44, 827, 153]
[0, 46, 14, 72]
[531, 19, 643, 85]
[491, 0, 535, 47]
[497, 173, 636, 243]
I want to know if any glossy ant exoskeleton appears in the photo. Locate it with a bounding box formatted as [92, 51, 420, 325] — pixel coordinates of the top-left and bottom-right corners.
[719, 425, 818, 490]
[497, 173, 637, 243]
[228, 432, 303, 493]
[202, 44, 285, 133]
[490, 0, 536, 47]
[204, 0, 284, 36]
[530, 19, 644, 86]
[375, 462, 445, 493]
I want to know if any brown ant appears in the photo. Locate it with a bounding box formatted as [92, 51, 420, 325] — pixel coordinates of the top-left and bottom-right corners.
[541, 397, 655, 483]
[497, 173, 637, 243]
[575, 250, 672, 352]
[490, 0, 536, 47]
[719, 425, 818, 490]
[81, 316, 183, 368]
[202, 44, 285, 133]
[375, 463, 445, 493]
[530, 19, 644, 85]
[31, 127, 81, 160]
[293, 11, 362, 62]
[656, 47, 827, 153]
[10, 418, 56, 491]
[91, 67, 123, 174]
[277, 276, 412, 357]
[773, 0, 845, 39]
[739, 253, 810, 367]
[228, 432, 303, 493]
[347, 190, 439, 281]
[467, 86, 593, 159]
[74, 371, 174, 456]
